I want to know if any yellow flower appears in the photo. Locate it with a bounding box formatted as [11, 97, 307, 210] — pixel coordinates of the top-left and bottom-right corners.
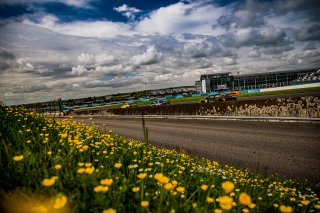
[141, 201, 149, 207]
[85, 167, 95, 174]
[114, 163, 122, 169]
[242, 208, 249, 213]
[158, 176, 170, 184]
[137, 173, 147, 180]
[239, 192, 252, 206]
[94, 185, 109, 192]
[13, 155, 24, 161]
[53, 195, 67, 209]
[30, 205, 48, 213]
[207, 197, 214, 203]
[164, 183, 173, 190]
[279, 205, 293, 213]
[301, 200, 310, 206]
[221, 181, 234, 194]
[219, 196, 233, 211]
[214, 209, 223, 213]
[60, 133, 68, 139]
[176, 186, 185, 193]
[100, 179, 113, 186]
[55, 164, 62, 170]
[249, 203, 256, 209]
[78, 162, 84, 167]
[315, 204, 320, 210]
[85, 163, 92, 167]
[201, 185, 208, 191]
[47, 151, 52, 156]
[77, 168, 85, 174]
[154, 173, 163, 180]
[273, 204, 279, 208]
[103, 208, 116, 213]
[41, 177, 56, 187]
[132, 187, 140, 192]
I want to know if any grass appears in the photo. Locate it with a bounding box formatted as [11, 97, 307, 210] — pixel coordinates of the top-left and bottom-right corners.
[2, 106, 319, 212]
[73, 87, 320, 112]
[235, 86, 320, 98]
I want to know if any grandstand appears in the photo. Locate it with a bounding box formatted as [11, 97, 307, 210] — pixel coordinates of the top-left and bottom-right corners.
[196, 68, 320, 93]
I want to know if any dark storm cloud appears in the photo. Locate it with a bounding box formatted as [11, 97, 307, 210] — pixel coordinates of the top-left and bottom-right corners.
[295, 24, 320, 41]
[223, 27, 290, 48]
[273, 0, 320, 15]
[0, 47, 15, 60]
[12, 84, 49, 93]
[303, 43, 317, 51]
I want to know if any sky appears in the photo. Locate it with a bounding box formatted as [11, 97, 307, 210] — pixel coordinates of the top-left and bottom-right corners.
[0, 0, 319, 105]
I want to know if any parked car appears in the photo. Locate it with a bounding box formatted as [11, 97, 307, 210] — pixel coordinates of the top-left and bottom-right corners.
[200, 94, 236, 103]
[150, 100, 169, 106]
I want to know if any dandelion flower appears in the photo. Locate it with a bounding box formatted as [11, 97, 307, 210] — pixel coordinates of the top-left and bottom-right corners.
[60, 133, 68, 139]
[114, 163, 122, 169]
[301, 200, 310, 206]
[53, 195, 67, 209]
[94, 185, 109, 193]
[85, 167, 95, 174]
[103, 208, 116, 213]
[13, 155, 24, 161]
[55, 164, 62, 170]
[218, 196, 233, 211]
[176, 186, 185, 193]
[214, 209, 223, 213]
[207, 197, 214, 203]
[30, 205, 48, 213]
[41, 177, 56, 187]
[78, 162, 84, 167]
[279, 205, 293, 213]
[221, 181, 234, 194]
[164, 183, 173, 190]
[201, 185, 208, 191]
[100, 179, 113, 186]
[77, 168, 85, 174]
[141, 201, 149, 207]
[239, 192, 252, 206]
[137, 173, 147, 180]
[242, 208, 249, 213]
[132, 187, 140, 192]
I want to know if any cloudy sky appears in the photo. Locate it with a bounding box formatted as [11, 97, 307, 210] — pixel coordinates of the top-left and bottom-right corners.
[0, 0, 319, 105]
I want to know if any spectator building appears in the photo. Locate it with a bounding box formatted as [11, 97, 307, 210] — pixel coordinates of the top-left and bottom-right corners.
[195, 68, 320, 93]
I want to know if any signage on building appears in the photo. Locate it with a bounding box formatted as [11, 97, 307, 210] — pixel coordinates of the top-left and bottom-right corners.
[201, 80, 206, 93]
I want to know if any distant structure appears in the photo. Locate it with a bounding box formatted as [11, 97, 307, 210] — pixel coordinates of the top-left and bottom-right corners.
[195, 68, 320, 93]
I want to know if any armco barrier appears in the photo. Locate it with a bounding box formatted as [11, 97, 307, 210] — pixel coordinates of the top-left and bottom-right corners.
[74, 96, 320, 118]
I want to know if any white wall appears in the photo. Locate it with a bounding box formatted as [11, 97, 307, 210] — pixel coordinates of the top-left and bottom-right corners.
[260, 83, 320, 92]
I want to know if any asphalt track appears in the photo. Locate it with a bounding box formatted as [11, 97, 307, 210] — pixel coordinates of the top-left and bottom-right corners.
[73, 117, 320, 183]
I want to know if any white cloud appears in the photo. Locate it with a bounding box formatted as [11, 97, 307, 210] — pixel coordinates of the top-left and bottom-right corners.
[114, 4, 141, 20]
[70, 65, 88, 76]
[223, 57, 237, 66]
[0, 0, 90, 7]
[131, 46, 163, 65]
[136, 2, 225, 36]
[78, 53, 115, 66]
[23, 15, 136, 38]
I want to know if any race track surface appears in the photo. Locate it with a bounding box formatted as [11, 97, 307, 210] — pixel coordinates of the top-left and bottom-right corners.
[73, 117, 320, 183]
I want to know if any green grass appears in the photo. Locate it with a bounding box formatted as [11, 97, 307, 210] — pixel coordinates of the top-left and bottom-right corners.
[1, 106, 320, 212]
[236, 86, 320, 98]
[167, 96, 206, 103]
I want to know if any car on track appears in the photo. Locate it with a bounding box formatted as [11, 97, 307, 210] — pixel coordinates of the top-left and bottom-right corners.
[150, 100, 169, 106]
[200, 94, 237, 103]
[120, 103, 132, 108]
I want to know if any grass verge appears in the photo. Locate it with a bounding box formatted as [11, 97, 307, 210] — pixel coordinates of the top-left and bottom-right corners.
[1, 106, 319, 212]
